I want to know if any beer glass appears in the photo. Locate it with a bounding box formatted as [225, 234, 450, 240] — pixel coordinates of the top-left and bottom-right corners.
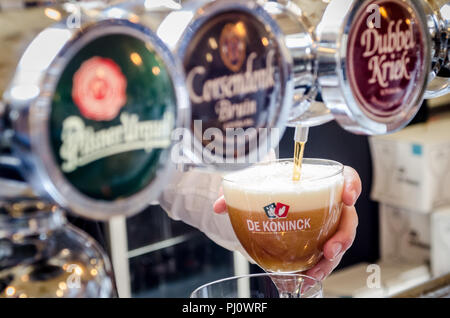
[222, 158, 343, 296]
[191, 273, 322, 298]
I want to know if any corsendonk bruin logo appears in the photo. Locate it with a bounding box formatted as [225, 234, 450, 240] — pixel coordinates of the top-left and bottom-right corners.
[263, 202, 289, 219]
[219, 22, 247, 73]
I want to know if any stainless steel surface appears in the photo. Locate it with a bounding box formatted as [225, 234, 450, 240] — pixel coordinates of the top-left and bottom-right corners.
[392, 272, 450, 297]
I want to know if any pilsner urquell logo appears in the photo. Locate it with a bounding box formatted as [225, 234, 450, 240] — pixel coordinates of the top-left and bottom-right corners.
[263, 203, 289, 219]
[59, 56, 174, 173]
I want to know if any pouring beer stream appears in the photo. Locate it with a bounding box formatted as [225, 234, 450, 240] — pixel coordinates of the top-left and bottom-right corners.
[292, 126, 309, 182]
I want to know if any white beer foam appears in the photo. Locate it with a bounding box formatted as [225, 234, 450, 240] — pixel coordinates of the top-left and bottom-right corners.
[223, 162, 344, 212]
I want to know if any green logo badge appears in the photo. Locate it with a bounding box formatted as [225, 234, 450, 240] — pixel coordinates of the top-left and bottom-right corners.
[50, 33, 177, 201]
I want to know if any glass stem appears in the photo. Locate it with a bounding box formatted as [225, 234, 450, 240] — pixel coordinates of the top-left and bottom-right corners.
[270, 274, 303, 298]
[279, 291, 300, 298]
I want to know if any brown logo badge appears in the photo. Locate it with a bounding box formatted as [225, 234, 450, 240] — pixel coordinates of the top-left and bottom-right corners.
[219, 22, 247, 72]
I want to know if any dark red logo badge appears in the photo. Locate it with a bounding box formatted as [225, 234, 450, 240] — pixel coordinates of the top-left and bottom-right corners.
[274, 203, 289, 218]
[72, 57, 127, 121]
[346, 0, 425, 119]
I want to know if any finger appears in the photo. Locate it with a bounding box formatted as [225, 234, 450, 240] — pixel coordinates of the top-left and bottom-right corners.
[305, 253, 344, 282]
[213, 195, 228, 214]
[323, 205, 358, 261]
[304, 204, 359, 282]
[342, 166, 362, 206]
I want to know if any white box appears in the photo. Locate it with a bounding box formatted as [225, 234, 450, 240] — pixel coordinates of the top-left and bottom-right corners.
[379, 204, 430, 265]
[369, 117, 450, 212]
[431, 206, 450, 277]
[322, 262, 430, 298]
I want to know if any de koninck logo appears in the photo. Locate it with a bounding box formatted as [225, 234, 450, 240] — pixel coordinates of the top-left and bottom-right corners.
[246, 202, 311, 233]
[263, 202, 289, 219]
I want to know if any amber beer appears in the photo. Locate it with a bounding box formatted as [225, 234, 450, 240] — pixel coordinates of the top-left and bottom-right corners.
[223, 159, 344, 273]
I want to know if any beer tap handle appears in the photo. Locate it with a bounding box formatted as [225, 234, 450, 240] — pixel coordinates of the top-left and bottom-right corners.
[261, 1, 327, 128]
[292, 125, 308, 181]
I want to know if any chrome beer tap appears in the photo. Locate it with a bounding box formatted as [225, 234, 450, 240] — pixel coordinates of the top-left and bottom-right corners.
[0, 1, 190, 219]
[281, 0, 431, 134]
[107, 0, 431, 171]
[103, 0, 296, 168]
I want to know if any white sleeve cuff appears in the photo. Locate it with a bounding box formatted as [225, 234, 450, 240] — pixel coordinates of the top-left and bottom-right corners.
[158, 169, 255, 263]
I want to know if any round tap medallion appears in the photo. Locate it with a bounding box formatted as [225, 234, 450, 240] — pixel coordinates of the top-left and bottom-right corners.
[182, 10, 287, 162]
[49, 32, 177, 201]
[346, 0, 426, 121]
